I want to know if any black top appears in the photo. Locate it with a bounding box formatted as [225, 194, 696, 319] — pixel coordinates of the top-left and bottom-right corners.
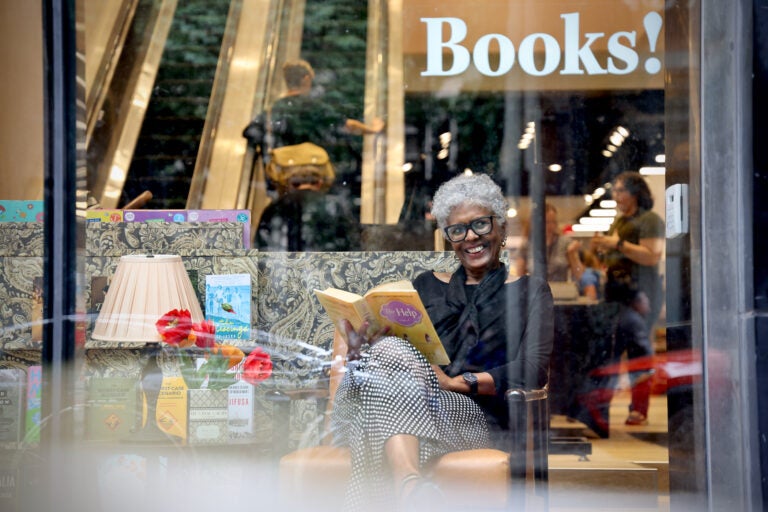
[603, 208, 664, 323]
[413, 265, 554, 429]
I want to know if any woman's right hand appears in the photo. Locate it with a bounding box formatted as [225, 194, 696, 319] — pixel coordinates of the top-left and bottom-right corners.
[341, 319, 389, 361]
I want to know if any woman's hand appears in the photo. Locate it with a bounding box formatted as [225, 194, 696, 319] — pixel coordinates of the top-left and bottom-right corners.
[341, 319, 390, 361]
[431, 365, 460, 391]
[590, 233, 620, 254]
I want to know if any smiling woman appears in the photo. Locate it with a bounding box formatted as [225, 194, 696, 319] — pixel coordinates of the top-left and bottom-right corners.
[329, 172, 553, 511]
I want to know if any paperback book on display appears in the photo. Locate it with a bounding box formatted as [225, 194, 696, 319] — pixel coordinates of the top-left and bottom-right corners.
[85, 377, 138, 441]
[0, 369, 26, 444]
[314, 280, 450, 365]
[205, 274, 252, 342]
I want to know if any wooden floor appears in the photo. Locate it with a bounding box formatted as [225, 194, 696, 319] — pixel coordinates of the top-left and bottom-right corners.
[549, 389, 669, 511]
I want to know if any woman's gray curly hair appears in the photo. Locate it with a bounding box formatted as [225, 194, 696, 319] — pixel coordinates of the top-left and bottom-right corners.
[431, 173, 508, 232]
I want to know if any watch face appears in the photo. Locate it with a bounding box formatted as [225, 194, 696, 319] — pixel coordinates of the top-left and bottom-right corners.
[463, 372, 478, 395]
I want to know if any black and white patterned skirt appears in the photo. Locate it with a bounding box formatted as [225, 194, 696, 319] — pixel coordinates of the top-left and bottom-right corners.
[330, 336, 490, 511]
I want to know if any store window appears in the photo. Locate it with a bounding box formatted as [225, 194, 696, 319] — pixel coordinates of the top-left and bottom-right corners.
[2, 0, 735, 510]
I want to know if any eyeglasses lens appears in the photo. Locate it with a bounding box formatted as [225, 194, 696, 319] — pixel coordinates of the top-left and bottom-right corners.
[445, 216, 494, 242]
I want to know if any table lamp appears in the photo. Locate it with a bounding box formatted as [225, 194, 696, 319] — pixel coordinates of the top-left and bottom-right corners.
[92, 254, 204, 439]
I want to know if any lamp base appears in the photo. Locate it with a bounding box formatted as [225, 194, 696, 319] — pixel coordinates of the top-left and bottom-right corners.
[125, 343, 171, 444]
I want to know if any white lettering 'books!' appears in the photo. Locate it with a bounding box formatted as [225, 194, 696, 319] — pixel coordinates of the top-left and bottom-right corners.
[314, 280, 450, 365]
[205, 274, 251, 341]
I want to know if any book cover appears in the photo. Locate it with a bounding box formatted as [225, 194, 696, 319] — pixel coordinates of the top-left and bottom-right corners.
[85, 209, 123, 222]
[84, 377, 138, 441]
[205, 274, 251, 341]
[123, 210, 187, 223]
[187, 388, 228, 445]
[0, 200, 44, 222]
[0, 369, 26, 444]
[227, 376, 254, 440]
[156, 375, 188, 442]
[314, 280, 450, 365]
[24, 366, 41, 444]
[0, 467, 19, 509]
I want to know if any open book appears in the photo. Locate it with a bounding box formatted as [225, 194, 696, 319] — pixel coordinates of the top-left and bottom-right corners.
[314, 280, 450, 365]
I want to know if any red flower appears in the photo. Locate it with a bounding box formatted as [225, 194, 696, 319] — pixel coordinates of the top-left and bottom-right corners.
[155, 309, 193, 346]
[242, 347, 273, 385]
[190, 320, 216, 349]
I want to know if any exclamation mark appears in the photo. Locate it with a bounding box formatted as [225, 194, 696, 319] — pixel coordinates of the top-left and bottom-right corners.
[644, 12, 663, 74]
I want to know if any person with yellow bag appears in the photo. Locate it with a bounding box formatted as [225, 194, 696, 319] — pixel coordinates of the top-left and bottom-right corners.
[243, 59, 384, 196]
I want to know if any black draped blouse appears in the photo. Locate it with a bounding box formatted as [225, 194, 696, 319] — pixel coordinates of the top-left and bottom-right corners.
[412, 265, 554, 429]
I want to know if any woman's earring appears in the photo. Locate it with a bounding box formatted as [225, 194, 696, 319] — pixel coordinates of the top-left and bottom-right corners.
[501, 238, 507, 247]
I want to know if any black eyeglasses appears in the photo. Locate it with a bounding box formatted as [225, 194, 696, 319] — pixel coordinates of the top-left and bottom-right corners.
[443, 216, 497, 242]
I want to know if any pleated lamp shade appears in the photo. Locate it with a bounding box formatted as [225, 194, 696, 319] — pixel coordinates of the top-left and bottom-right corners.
[92, 255, 204, 342]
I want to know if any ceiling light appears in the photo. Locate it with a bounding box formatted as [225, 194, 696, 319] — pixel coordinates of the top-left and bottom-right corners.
[579, 217, 613, 225]
[616, 126, 629, 137]
[548, 164, 562, 172]
[655, 154, 666, 163]
[590, 208, 617, 217]
[507, 208, 518, 218]
[402, 162, 414, 172]
[584, 195, 594, 205]
[572, 224, 611, 232]
[599, 200, 617, 208]
[602, 150, 612, 157]
[639, 166, 666, 175]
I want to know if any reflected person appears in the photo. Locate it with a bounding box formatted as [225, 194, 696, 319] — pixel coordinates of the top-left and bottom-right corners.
[591, 171, 665, 333]
[243, 59, 383, 198]
[516, 203, 571, 281]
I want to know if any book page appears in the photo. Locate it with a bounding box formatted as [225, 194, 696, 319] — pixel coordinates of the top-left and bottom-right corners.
[314, 288, 374, 335]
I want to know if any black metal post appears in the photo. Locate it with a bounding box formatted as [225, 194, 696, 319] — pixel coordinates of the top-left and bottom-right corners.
[41, 0, 78, 509]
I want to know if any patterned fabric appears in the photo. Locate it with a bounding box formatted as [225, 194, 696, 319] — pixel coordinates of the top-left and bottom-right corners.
[86, 222, 246, 256]
[330, 337, 489, 512]
[0, 223, 44, 256]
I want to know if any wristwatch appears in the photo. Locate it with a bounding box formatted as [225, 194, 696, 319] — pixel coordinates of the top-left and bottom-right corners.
[463, 372, 478, 396]
[616, 238, 626, 251]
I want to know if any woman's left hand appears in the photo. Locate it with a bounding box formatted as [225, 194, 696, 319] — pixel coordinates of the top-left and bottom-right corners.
[591, 233, 620, 253]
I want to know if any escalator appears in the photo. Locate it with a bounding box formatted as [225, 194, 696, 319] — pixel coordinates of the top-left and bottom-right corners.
[88, 0, 231, 209]
[86, 0, 387, 222]
[122, 0, 231, 209]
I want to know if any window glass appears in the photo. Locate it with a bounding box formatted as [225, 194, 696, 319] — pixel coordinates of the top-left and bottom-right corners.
[3, 0, 713, 510]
